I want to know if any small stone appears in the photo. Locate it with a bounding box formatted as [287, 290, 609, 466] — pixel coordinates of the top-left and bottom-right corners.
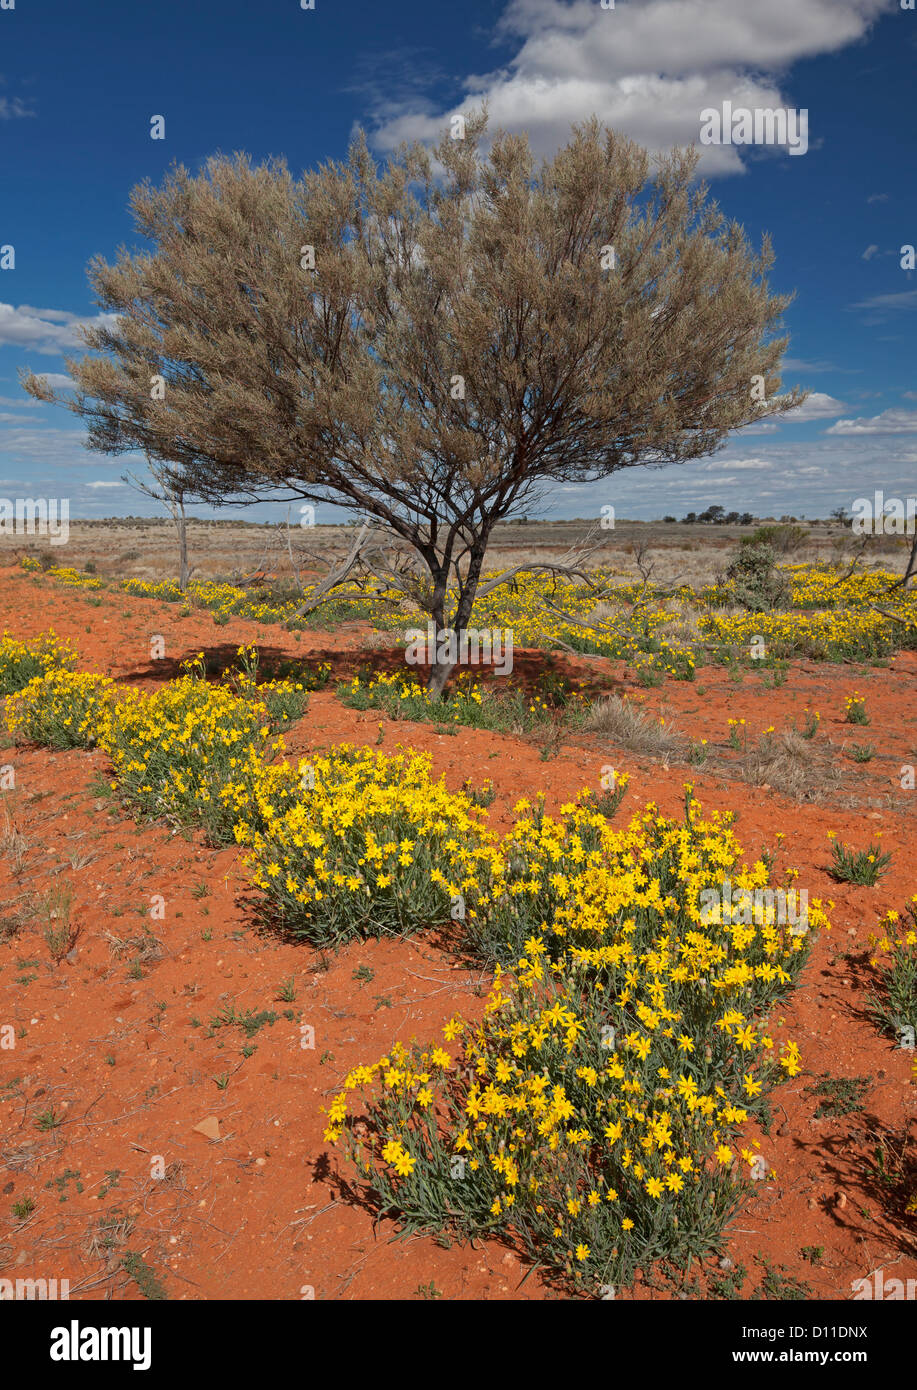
[192, 1116, 221, 1141]
[836, 1191, 847, 1210]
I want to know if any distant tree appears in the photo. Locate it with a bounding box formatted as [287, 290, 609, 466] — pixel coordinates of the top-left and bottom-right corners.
[738, 511, 755, 526]
[23, 114, 804, 693]
[698, 505, 727, 524]
[662, 515, 677, 523]
[123, 452, 196, 591]
[724, 510, 740, 524]
[684, 512, 698, 524]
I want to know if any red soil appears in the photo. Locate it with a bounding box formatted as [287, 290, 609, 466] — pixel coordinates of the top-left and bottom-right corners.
[1, 566, 915, 1301]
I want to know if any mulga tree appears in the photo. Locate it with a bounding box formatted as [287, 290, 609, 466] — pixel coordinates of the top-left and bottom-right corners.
[23, 113, 804, 692]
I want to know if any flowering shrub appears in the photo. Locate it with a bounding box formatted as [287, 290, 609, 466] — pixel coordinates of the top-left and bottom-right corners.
[0, 630, 76, 695]
[98, 665, 284, 845]
[6, 669, 115, 749]
[867, 896, 917, 1042]
[325, 790, 822, 1296]
[340, 669, 589, 732]
[234, 746, 496, 945]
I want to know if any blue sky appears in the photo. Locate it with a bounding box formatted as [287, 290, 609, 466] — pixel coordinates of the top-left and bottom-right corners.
[1, 0, 915, 522]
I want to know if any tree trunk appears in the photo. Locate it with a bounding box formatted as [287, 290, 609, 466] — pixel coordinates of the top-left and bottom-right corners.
[424, 542, 489, 697]
[176, 500, 190, 592]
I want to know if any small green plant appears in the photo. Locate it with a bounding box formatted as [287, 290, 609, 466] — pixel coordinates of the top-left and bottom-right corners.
[757, 1258, 812, 1301]
[352, 964, 375, 986]
[40, 883, 79, 960]
[844, 692, 870, 726]
[848, 743, 875, 763]
[12, 1196, 36, 1219]
[829, 838, 891, 886]
[800, 1245, 824, 1265]
[583, 773, 630, 819]
[686, 739, 709, 766]
[799, 709, 821, 740]
[807, 1073, 871, 1119]
[35, 1108, 64, 1131]
[122, 1250, 169, 1300]
[276, 976, 297, 1003]
[461, 778, 496, 809]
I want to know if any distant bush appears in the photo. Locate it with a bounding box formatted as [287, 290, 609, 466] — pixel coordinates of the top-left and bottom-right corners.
[723, 543, 790, 612]
[743, 524, 807, 555]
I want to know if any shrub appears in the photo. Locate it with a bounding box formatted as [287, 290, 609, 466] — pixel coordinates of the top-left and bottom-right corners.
[0, 631, 76, 696]
[829, 838, 891, 886]
[99, 665, 283, 844]
[235, 746, 496, 945]
[743, 524, 807, 555]
[5, 669, 115, 749]
[722, 544, 790, 613]
[326, 791, 826, 1297]
[867, 896, 917, 1045]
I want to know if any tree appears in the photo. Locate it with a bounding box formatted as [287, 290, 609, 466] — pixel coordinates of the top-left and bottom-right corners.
[123, 452, 196, 591]
[23, 113, 805, 693]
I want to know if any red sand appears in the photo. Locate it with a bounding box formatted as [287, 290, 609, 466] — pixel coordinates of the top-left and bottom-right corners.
[1, 567, 914, 1300]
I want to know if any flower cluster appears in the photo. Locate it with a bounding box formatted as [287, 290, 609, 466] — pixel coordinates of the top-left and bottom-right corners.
[6, 668, 116, 749]
[0, 630, 76, 696]
[325, 788, 826, 1294]
[234, 745, 495, 945]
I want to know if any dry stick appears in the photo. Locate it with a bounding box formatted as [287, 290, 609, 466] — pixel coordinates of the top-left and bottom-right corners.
[290, 518, 374, 617]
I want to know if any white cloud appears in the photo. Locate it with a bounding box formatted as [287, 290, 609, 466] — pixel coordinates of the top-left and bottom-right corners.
[36, 373, 77, 390]
[861, 244, 879, 261]
[85, 480, 126, 489]
[368, 0, 887, 171]
[700, 456, 772, 471]
[0, 97, 34, 120]
[780, 391, 848, 421]
[826, 408, 917, 436]
[851, 289, 917, 315]
[0, 303, 118, 356]
[536, 433, 917, 518]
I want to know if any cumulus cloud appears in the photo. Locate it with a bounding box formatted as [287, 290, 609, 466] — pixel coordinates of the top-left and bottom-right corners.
[368, 0, 887, 171]
[826, 408, 917, 436]
[780, 391, 848, 421]
[0, 304, 118, 356]
[537, 433, 917, 518]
